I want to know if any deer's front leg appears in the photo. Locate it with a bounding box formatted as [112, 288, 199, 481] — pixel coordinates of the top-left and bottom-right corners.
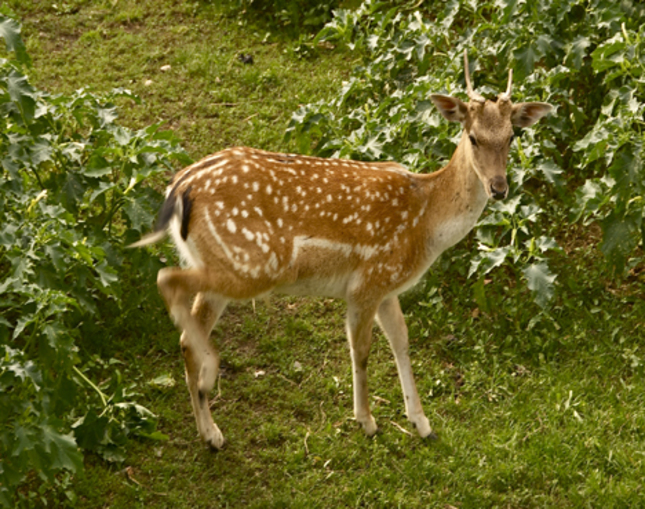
[346, 302, 378, 436]
[376, 296, 436, 439]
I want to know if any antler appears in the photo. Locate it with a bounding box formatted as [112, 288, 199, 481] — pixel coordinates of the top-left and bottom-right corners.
[499, 69, 513, 102]
[463, 50, 485, 104]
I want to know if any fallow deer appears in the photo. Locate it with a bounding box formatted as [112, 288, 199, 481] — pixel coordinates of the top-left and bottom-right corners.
[131, 51, 554, 449]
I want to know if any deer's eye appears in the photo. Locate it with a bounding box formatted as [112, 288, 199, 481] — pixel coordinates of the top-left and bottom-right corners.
[469, 134, 478, 147]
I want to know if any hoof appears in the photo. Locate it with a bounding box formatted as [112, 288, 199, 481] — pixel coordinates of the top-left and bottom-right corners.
[410, 415, 433, 438]
[421, 430, 438, 441]
[358, 415, 378, 437]
[207, 438, 224, 451]
[203, 425, 225, 450]
[206, 435, 225, 451]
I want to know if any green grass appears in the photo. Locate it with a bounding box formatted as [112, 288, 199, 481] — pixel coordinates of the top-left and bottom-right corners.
[8, 1, 645, 507]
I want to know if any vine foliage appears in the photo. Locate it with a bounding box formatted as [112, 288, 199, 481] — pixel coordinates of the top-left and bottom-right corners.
[287, 0, 645, 306]
[0, 13, 189, 507]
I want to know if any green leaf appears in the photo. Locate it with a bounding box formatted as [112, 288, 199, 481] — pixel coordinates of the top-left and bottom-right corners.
[95, 260, 119, 288]
[3, 350, 41, 388]
[572, 124, 610, 164]
[573, 179, 605, 221]
[122, 195, 154, 233]
[148, 373, 176, 389]
[112, 126, 132, 146]
[5, 69, 36, 121]
[12, 313, 36, 341]
[61, 173, 87, 212]
[88, 180, 116, 204]
[96, 105, 118, 127]
[0, 16, 31, 66]
[442, 0, 460, 29]
[492, 194, 522, 215]
[537, 160, 564, 186]
[514, 35, 551, 77]
[600, 213, 641, 273]
[39, 425, 83, 474]
[72, 409, 110, 451]
[591, 33, 625, 72]
[472, 277, 489, 314]
[533, 236, 560, 254]
[469, 245, 511, 278]
[565, 36, 591, 70]
[139, 431, 170, 442]
[523, 262, 556, 308]
[31, 137, 53, 165]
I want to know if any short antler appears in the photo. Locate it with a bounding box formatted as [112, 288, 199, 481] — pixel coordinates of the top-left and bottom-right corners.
[463, 50, 485, 103]
[499, 69, 513, 102]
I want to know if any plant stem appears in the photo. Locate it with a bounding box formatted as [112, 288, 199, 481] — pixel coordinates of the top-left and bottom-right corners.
[73, 365, 108, 407]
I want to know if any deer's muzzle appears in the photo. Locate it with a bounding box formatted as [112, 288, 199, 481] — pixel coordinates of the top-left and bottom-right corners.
[490, 175, 508, 201]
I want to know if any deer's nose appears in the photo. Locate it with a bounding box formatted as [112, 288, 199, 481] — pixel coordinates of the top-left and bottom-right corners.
[490, 176, 508, 200]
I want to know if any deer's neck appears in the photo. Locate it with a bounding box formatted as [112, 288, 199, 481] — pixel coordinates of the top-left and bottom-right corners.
[420, 139, 489, 255]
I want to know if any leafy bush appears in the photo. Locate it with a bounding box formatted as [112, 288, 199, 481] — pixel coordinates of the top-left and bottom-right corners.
[0, 13, 189, 507]
[287, 0, 645, 306]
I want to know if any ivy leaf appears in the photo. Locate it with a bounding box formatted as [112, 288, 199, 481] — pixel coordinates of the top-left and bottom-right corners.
[60, 173, 87, 213]
[5, 69, 37, 121]
[565, 36, 591, 70]
[572, 124, 610, 165]
[38, 425, 84, 474]
[72, 409, 110, 451]
[537, 160, 564, 186]
[0, 15, 31, 66]
[95, 260, 119, 290]
[12, 313, 36, 342]
[523, 262, 556, 308]
[492, 194, 522, 215]
[572, 179, 605, 221]
[442, 0, 460, 29]
[469, 245, 511, 278]
[30, 137, 54, 165]
[533, 236, 560, 254]
[96, 105, 118, 127]
[88, 180, 116, 204]
[112, 126, 132, 146]
[600, 213, 641, 274]
[591, 33, 625, 72]
[122, 195, 154, 233]
[4, 352, 41, 388]
[514, 35, 551, 77]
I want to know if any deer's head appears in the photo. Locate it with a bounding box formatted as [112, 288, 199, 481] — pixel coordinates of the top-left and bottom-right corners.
[430, 51, 553, 201]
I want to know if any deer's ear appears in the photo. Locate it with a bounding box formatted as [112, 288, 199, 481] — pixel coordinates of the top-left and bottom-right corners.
[511, 102, 554, 127]
[430, 94, 469, 123]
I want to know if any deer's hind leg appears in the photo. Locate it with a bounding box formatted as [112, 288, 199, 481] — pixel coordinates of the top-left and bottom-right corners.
[157, 267, 229, 449]
[346, 299, 379, 437]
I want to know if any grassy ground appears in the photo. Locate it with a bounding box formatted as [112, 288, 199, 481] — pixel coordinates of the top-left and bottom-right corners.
[10, 1, 645, 507]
